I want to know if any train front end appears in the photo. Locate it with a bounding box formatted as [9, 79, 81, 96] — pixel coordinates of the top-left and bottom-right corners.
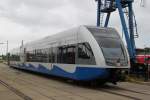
[86, 26, 130, 84]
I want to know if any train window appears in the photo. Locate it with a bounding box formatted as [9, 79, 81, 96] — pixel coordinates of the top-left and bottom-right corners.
[10, 54, 20, 61]
[52, 47, 57, 63]
[87, 28, 119, 38]
[26, 49, 49, 63]
[57, 47, 64, 63]
[77, 43, 96, 65]
[78, 44, 90, 59]
[26, 51, 36, 62]
[97, 38, 126, 60]
[48, 48, 52, 63]
[41, 49, 49, 62]
[36, 49, 42, 62]
[66, 46, 75, 64]
[57, 45, 76, 64]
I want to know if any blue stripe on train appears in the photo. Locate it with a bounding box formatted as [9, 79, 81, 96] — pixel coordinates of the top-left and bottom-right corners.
[15, 63, 109, 81]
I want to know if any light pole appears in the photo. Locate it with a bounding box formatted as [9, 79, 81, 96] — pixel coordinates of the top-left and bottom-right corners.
[0, 41, 9, 63]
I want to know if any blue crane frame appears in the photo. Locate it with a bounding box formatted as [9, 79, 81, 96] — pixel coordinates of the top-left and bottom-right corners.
[96, 0, 136, 62]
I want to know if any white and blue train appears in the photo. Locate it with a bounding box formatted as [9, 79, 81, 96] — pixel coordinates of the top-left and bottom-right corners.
[9, 26, 130, 83]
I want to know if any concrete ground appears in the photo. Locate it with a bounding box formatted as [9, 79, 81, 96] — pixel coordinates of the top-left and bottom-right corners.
[0, 63, 150, 100]
[0, 83, 23, 100]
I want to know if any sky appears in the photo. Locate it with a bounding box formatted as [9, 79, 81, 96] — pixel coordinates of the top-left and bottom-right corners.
[0, 0, 149, 54]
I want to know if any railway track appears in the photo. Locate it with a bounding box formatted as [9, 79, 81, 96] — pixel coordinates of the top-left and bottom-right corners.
[0, 79, 32, 100]
[100, 84, 150, 95]
[100, 89, 142, 100]
[0, 64, 150, 100]
[15, 69, 149, 100]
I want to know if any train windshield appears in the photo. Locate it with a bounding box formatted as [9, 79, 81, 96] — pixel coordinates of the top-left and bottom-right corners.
[96, 38, 125, 59]
[88, 27, 128, 66]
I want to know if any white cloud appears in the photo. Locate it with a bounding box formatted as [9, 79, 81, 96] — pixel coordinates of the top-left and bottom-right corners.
[0, 0, 150, 54]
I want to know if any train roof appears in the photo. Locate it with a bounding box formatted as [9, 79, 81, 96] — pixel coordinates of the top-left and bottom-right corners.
[11, 25, 118, 52]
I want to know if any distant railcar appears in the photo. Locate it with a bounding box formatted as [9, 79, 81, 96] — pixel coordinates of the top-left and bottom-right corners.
[9, 26, 130, 84]
[136, 48, 150, 65]
[130, 48, 150, 79]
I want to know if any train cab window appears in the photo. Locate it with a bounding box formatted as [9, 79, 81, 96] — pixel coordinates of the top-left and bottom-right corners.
[88, 27, 128, 66]
[87, 27, 120, 38]
[77, 43, 96, 65]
